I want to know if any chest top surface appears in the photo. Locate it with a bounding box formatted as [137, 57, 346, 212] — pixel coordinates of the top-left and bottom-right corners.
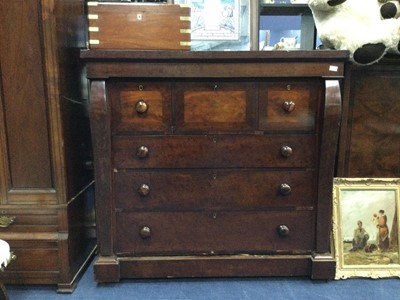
[80, 50, 348, 79]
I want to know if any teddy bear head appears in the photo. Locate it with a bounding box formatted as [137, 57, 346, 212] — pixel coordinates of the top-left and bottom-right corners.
[308, 0, 400, 65]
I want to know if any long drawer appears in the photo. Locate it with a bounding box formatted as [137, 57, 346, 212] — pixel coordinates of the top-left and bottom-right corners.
[112, 135, 316, 169]
[114, 169, 316, 210]
[115, 211, 315, 255]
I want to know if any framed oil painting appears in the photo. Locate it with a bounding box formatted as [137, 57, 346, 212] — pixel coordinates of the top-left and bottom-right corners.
[333, 178, 400, 279]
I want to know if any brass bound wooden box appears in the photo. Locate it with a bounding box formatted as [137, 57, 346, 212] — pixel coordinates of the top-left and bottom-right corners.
[87, 2, 191, 50]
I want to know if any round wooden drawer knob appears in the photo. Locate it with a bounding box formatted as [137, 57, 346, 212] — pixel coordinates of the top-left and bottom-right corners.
[280, 146, 293, 158]
[139, 226, 152, 239]
[282, 100, 296, 112]
[135, 100, 148, 114]
[137, 146, 149, 158]
[277, 225, 290, 237]
[137, 184, 150, 196]
[279, 183, 292, 196]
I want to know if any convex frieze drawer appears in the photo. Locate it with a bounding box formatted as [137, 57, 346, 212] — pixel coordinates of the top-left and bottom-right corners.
[110, 79, 321, 133]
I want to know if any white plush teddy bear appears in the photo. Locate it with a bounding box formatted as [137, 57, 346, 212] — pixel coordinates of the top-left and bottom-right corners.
[379, 0, 400, 54]
[308, 0, 400, 65]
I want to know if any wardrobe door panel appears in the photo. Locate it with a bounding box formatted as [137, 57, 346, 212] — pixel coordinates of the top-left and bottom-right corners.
[0, 0, 52, 190]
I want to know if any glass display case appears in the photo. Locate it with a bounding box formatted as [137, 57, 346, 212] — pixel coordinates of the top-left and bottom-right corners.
[169, 0, 318, 51]
[258, 0, 318, 50]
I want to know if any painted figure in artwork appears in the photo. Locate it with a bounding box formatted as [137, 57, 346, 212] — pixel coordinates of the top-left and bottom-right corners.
[350, 220, 369, 251]
[373, 210, 390, 251]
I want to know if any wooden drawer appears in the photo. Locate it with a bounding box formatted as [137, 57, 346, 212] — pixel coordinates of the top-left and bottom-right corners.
[174, 81, 257, 132]
[0, 238, 61, 285]
[115, 211, 315, 255]
[114, 169, 316, 210]
[0, 209, 58, 233]
[2, 239, 58, 272]
[259, 80, 322, 132]
[110, 81, 172, 133]
[112, 135, 316, 169]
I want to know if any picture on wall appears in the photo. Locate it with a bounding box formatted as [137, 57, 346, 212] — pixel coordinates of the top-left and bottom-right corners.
[190, 0, 240, 40]
[174, 0, 252, 50]
[333, 178, 400, 279]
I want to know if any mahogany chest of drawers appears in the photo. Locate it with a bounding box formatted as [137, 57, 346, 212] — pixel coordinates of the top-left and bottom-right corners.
[81, 50, 348, 282]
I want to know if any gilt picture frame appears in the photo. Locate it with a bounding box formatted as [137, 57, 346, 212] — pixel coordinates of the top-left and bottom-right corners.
[333, 178, 400, 279]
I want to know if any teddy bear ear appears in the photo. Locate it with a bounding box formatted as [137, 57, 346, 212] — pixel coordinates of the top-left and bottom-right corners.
[327, 0, 347, 6]
[353, 43, 386, 65]
[380, 2, 398, 18]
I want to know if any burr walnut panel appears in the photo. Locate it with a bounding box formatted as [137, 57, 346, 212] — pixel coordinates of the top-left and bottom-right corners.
[175, 81, 257, 132]
[338, 64, 400, 177]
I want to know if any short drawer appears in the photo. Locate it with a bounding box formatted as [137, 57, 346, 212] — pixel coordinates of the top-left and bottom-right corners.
[259, 80, 322, 132]
[109, 81, 172, 132]
[174, 81, 257, 132]
[115, 211, 315, 255]
[0, 239, 58, 272]
[112, 135, 316, 169]
[0, 209, 58, 233]
[114, 169, 316, 210]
